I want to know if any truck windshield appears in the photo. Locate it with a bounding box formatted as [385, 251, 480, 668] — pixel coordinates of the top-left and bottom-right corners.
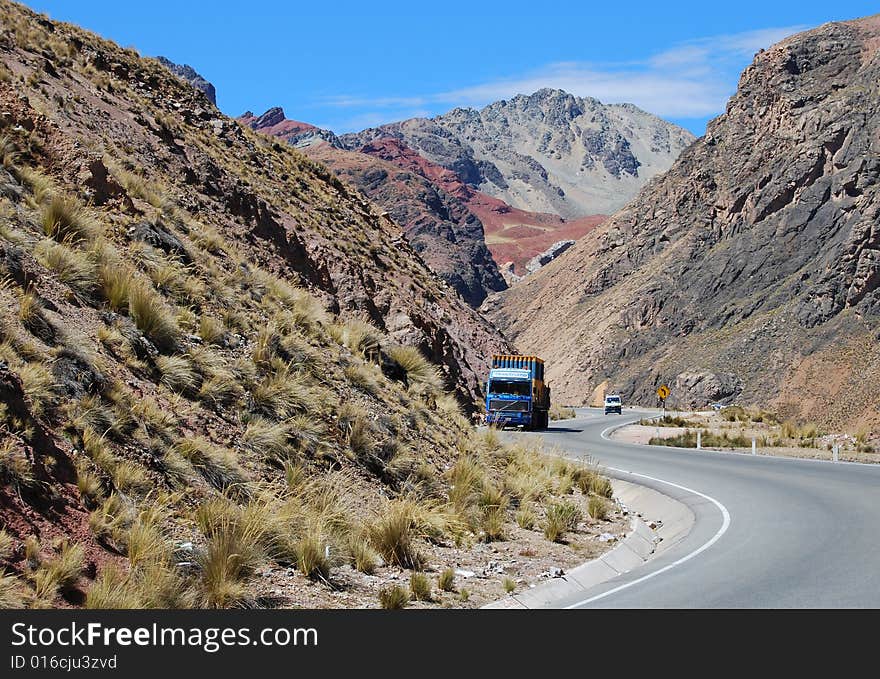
[488, 380, 531, 396]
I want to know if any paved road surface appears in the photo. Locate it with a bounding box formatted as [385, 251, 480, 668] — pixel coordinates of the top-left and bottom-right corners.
[508, 408, 880, 608]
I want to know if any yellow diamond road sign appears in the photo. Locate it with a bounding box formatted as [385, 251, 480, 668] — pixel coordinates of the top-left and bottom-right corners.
[657, 385, 670, 399]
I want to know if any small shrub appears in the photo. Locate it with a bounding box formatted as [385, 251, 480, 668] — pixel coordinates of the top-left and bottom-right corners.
[378, 585, 409, 609]
[0, 438, 35, 490]
[18, 289, 54, 343]
[641, 415, 696, 427]
[296, 531, 330, 580]
[348, 536, 377, 574]
[75, 464, 104, 507]
[198, 315, 224, 345]
[112, 460, 151, 494]
[193, 500, 266, 608]
[589, 475, 613, 499]
[0, 529, 14, 561]
[588, 495, 609, 520]
[155, 354, 201, 394]
[18, 362, 56, 417]
[128, 283, 180, 353]
[438, 567, 455, 592]
[198, 369, 244, 408]
[98, 264, 131, 312]
[32, 541, 84, 598]
[502, 577, 516, 594]
[243, 417, 292, 462]
[251, 369, 311, 420]
[344, 363, 381, 396]
[515, 504, 536, 530]
[330, 319, 382, 358]
[41, 195, 99, 243]
[34, 240, 96, 297]
[410, 572, 432, 601]
[385, 344, 443, 392]
[478, 485, 508, 542]
[549, 404, 576, 421]
[369, 500, 422, 569]
[0, 574, 29, 608]
[85, 565, 141, 609]
[544, 500, 582, 542]
[125, 516, 168, 569]
[346, 414, 377, 462]
[175, 437, 246, 490]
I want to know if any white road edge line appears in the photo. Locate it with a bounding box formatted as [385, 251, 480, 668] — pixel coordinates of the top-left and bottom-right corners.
[564, 465, 731, 609]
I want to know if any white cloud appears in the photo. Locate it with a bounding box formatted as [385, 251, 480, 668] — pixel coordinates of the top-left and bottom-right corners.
[319, 25, 808, 124]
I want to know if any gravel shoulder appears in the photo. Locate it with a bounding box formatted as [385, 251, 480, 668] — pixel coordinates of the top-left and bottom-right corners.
[611, 412, 880, 464]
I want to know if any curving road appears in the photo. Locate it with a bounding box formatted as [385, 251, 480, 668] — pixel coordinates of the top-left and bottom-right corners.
[510, 408, 880, 608]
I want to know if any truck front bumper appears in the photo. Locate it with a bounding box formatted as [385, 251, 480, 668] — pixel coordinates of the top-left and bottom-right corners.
[486, 412, 532, 427]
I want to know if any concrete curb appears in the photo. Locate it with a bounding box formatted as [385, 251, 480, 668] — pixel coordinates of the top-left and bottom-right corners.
[482, 479, 695, 609]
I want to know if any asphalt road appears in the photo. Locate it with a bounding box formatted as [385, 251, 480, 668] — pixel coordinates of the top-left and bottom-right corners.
[509, 408, 880, 608]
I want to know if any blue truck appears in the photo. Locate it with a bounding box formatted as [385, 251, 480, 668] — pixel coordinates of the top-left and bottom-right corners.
[484, 354, 550, 429]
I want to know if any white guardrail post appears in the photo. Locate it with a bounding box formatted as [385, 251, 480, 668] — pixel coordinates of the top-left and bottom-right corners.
[752, 438, 756, 456]
[696, 430, 701, 450]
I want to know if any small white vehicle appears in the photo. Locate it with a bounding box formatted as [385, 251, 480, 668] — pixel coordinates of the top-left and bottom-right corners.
[604, 394, 622, 415]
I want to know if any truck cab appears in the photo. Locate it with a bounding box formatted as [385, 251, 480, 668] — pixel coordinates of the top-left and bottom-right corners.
[484, 355, 550, 430]
[604, 394, 622, 415]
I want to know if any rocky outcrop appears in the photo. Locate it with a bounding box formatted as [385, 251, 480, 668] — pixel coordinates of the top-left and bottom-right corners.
[673, 372, 741, 409]
[525, 240, 575, 274]
[342, 89, 695, 219]
[487, 17, 880, 429]
[155, 56, 216, 104]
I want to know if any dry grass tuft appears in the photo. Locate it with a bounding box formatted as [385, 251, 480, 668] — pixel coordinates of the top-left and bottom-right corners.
[128, 282, 180, 353]
[41, 195, 100, 243]
[175, 437, 246, 491]
[385, 344, 443, 392]
[378, 584, 409, 609]
[31, 540, 84, 599]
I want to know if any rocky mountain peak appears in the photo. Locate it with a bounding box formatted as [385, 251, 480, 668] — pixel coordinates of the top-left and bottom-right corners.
[155, 56, 216, 104]
[251, 106, 287, 128]
[239, 107, 342, 149]
[342, 88, 694, 219]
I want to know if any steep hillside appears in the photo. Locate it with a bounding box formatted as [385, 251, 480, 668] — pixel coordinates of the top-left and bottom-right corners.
[304, 139, 507, 306]
[486, 17, 880, 433]
[0, 1, 635, 611]
[343, 89, 695, 219]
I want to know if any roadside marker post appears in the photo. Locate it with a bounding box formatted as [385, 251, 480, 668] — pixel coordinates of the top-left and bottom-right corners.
[752, 438, 756, 456]
[832, 445, 839, 463]
[697, 430, 701, 450]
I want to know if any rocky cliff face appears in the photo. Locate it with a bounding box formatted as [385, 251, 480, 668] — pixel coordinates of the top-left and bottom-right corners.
[342, 89, 695, 219]
[304, 138, 508, 306]
[156, 56, 216, 105]
[486, 17, 880, 431]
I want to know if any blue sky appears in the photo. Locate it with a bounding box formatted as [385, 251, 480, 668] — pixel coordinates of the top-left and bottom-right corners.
[22, 1, 879, 136]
